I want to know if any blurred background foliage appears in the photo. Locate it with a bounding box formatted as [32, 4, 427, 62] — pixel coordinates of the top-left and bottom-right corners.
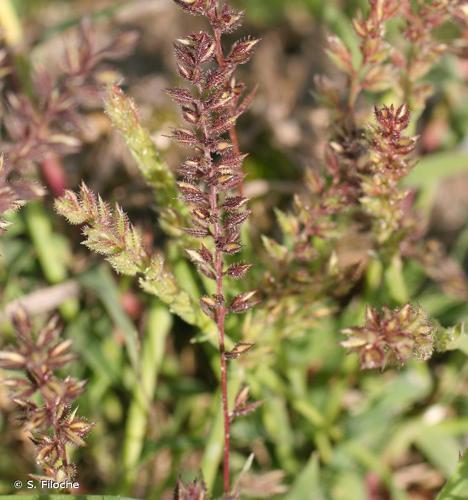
[0, 0, 467, 499]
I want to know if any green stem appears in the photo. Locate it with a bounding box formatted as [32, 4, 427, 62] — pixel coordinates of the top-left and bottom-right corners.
[0, 0, 22, 47]
[121, 301, 172, 490]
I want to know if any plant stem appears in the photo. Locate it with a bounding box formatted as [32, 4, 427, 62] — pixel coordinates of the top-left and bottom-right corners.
[199, 39, 231, 489]
[347, 71, 360, 112]
[197, 96, 231, 494]
[205, 123, 230, 491]
[202, 367, 241, 491]
[210, 181, 230, 493]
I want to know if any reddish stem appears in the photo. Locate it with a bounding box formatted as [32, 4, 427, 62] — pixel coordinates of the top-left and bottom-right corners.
[199, 68, 231, 491]
[214, 29, 225, 68]
[210, 182, 230, 493]
[39, 153, 68, 197]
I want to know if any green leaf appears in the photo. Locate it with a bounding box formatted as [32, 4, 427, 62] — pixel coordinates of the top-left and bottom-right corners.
[286, 453, 324, 500]
[293, 399, 326, 428]
[78, 265, 140, 375]
[365, 257, 383, 294]
[384, 255, 409, 304]
[263, 397, 298, 473]
[121, 302, 172, 489]
[416, 428, 460, 478]
[344, 442, 405, 500]
[24, 202, 78, 318]
[261, 235, 288, 261]
[330, 471, 367, 500]
[66, 314, 121, 385]
[405, 152, 468, 212]
[347, 365, 432, 442]
[405, 152, 468, 188]
[443, 324, 468, 355]
[274, 208, 298, 241]
[437, 451, 468, 500]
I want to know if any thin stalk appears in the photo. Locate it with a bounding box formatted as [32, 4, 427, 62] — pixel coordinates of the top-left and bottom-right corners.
[210, 182, 231, 493]
[347, 71, 360, 112]
[200, 87, 231, 493]
[169, 5, 258, 493]
[202, 365, 242, 491]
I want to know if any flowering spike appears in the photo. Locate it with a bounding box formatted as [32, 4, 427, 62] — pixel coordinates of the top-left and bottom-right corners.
[169, 0, 258, 493]
[56, 184, 147, 276]
[1, 309, 92, 481]
[228, 37, 260, 65]
[230, 291, 261, 314]
[225, 262, 252, 279]
[225, 342, 255, 360]
[174, 477, 208, 500]
[172, 0, 205, 15]
[229, 386, 263, 422]
[360, 103, 418, 243]
[342, 305, 435, 369]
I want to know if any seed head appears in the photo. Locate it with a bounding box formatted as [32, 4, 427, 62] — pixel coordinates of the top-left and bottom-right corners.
[173, 477, 208, 500]
[0, 309, 92, 482]
[342, 305, 435, 369]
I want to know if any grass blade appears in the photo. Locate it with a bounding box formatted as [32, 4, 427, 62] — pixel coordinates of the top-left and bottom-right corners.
[121, 301, 172, 488]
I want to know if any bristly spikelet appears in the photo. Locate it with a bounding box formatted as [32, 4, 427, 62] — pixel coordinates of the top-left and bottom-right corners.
[173, 477, 208, 500]
[0, 155, 45, 233]
[55, 183, 209, 328]
[0, 20, 138, 194]
[104, 85, 190, 239]
[168, 0, 260, 322]
[360, 103, 418, 244]
[170, 0, 260, 493]
[55, 183, 147, 276]
[261, 1, 467, 326]
[341, 304, 435, 369]
[0, 309, 93, 481]
[319, 0, 456, 114]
